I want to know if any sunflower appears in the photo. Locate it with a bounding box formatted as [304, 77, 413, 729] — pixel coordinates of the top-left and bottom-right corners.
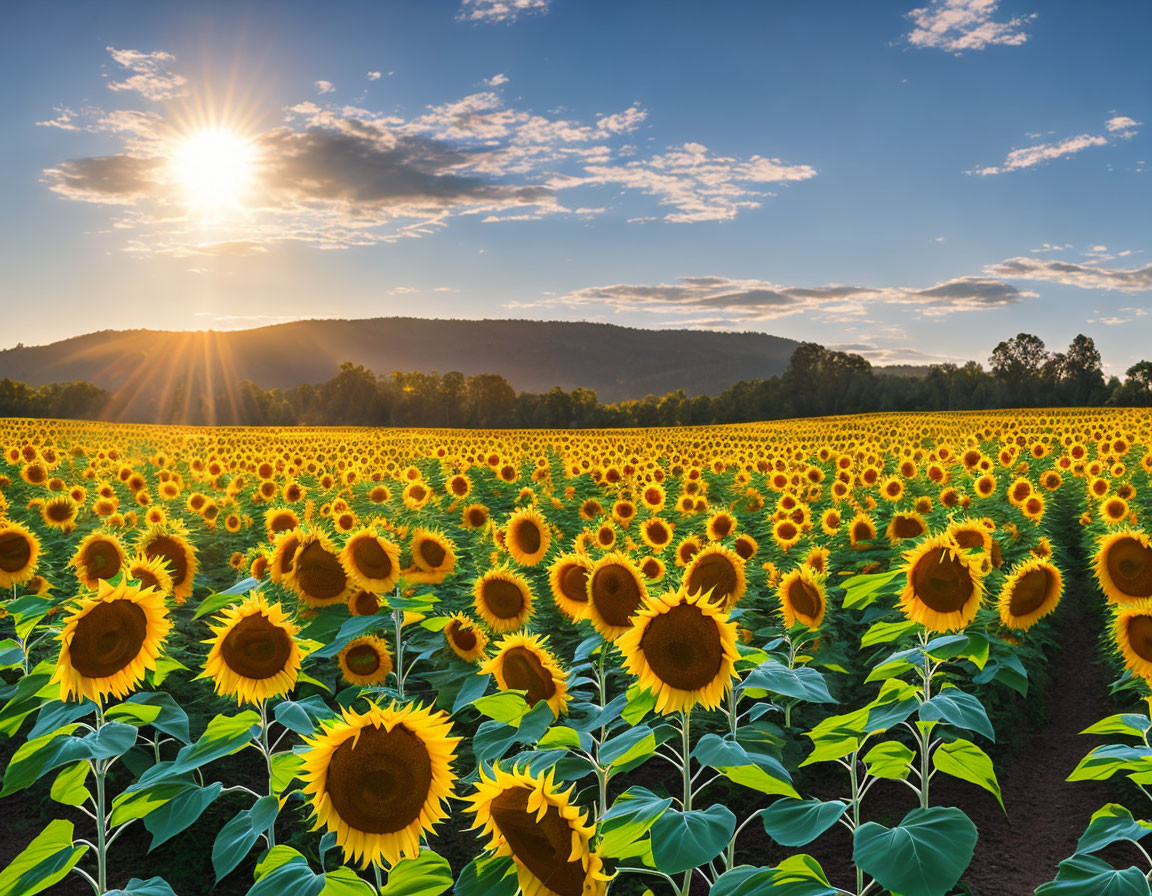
[340, 529, 401, 593]
[777, 566, 827, 630]
[898, 534, 985, 632]
[640, 483, 666, 512]
[683, 543, 746, 609]
[410, 530, 456, 577]
[338, 636, 393, 686]
[202, 592, 303, 704]
[301, 702, 460, 868]
[466, 764, 607, 896]
[1101, 497, 1130, 527]
[674, 534, 703, 567]
[586, 552, 648, 640]
[506, 508, 551, 567]
[70, 531, 126, 590]
[1094, 530, 1152, 604]
[402, 482, 433, 510]
[444, 613, 488, 662]
[474, 566, 535, 632]
[126, 553, 174, 597]
[137, 526, 197, 602]
[886, 512, 928, 543]
[639, 517, 674, 551]
[771, 519, 803, 551]
[461, 503, 490, 530]
[291, 532, 355, 606]
[617, 587, 739, 714]
[848, 513, 877, 548]
[348, 589, 384, 617]
[265, 507, 300, 540]
[41, 496, 79, 532]
[0, 520, 41, 588]
[640, 556, 666, 581]
[270, 529, 303, 584]
[801, 544, 830, 576]
[481, 633, 569, 717]
[1113, 601, 1152, 680]
[547, 553, 592, 621]
[820, 508, 843, 536]
[53, 578, 172, 702]
[997, 558, 1063, 631]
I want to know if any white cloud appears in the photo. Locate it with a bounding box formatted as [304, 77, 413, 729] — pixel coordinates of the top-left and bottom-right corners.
[905, 0, 1035, 52]
[484, 73, 509, 87]
[314, 80, 335, 94]
[969, 115, 1140, 175]
[986, 256, 1152, 291]
[457, 0, 550, 23]
[105, 47, 188, 101]
[366, 71, 382, 81]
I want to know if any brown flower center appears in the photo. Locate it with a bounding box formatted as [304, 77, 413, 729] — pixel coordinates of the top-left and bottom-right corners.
[326, 723, 431, 834]
[590, 563, 642, 627]
[417, 538, 448, 570]
[352, 538, 394, 581]
[1008, 567, 1053, 617]
[912, 547, 975, 614]
[558, 563, 589, 604]
[490, 787, 586, 896]
[1106, 537, 1152, 599]
[447, 620, 477, 652]
[221, 613, 292, 680]
[344, 644, 382, 676]
[640, 603, 723, 691]
[482, 578, 526, 619]
[69, 599, 147, 679]
[350, 590, 381, 616]
[500, 646, 557, 707]
[686, 553, 738, 606]
[1128, 615, 1152, 663]
[144, 535, 189, 587]
[295, 541, 347, 602]
[512, 519, 542, 555]
[787, 578, 823, 622]
[81, 539, 122, 580]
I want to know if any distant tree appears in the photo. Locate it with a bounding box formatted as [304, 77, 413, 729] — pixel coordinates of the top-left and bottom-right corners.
[466, 373, 517, 427]
[989, 333, 1050, 406]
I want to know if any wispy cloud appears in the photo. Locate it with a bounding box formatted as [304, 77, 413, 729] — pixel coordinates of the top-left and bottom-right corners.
[43, 56, 818, 254]
[366, 71, 382, 81]
[986, 256, 1152, 291]
[905, 0, 1035, 52]
[314, 80, 335, 95]
[513, 273, 1034, 323]
[457, 0, 550, 24]
[969, 115, 1140, 175]
[105, 47, 188, 101]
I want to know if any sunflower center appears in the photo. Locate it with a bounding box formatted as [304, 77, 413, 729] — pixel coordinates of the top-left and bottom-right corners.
[344, 644, 382, 676]
[1106, 537, 1152, 598]
[351, 590, 381, 616]
[352, 538, 394, 581]
[558, 564, 589, 603]
[326, 723, 432, 835]
[144, 535, 189, 587]
[640, 603, 723, 692]
[277, 536, 300, 577]
[1008, 567, 1052, 617]
[891, 515, 925, 540]
[687, 554, 737, 605]
[482, 579, 526, 619]
[1127, 615, 1152, 663]
[447, 620, 477, 651]
[295, 541, 347, 601]
[69, 599, 148, 679]
[912, 547, 975, 614]
[47, 502, 73, 522]
[133, 567, 160, 590]
[220, 613, 293, 680]
[82, 540, 122, 579]
[418, 539, 447, 570]
[490, 787, 586, 896]
[711, 517, 732, 538]
[787, 578, 823, 621]
[467, 508, 488, 527]
[501, 646, 558, 706]
[513, 520, 542, 555]
[591, 564, 643, 626]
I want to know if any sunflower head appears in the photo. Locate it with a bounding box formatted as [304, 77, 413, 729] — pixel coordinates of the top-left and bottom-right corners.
[0, 521, 41, 588]
[126, 552, 175, 598]
[338, 635, 393, 686]
[887, 512, 928, 543]
[548, 553, 592, 621]
[683, 543, 746, 610]
[506, 507, 551, 567]
[348, 589, 384, 617]
[480, 633, 569, 717]
[444, 612, 489, 662]
[137, 526, 197, 601]
[290, 531, 354, 606]
[340, 529, 401, 593]
[898, 533, 985, 632]
[586, 552, 648, 641]
[617, 587, 740, 715]
[410, 529, 456, 577]
[203, 592, 303, 704]
[1095, 530, 1152, 604]
[302, 701, 460, 868]
[777, 566, 827, 630]
[53, 577, 172, 702]
[270, 529, 303, 583]
[998, 557, 1063, 631]
[70, 531, 126, 590]
[466, 764, 607, 896]
[474, 566, 535, 632]
[1114, 601, 1152, 681]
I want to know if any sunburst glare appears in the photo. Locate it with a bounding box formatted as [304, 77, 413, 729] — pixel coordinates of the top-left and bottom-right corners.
[169, 128, 257, 214]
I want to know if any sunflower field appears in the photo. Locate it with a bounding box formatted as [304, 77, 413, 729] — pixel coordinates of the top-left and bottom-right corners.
[2, 410, 1152, 896]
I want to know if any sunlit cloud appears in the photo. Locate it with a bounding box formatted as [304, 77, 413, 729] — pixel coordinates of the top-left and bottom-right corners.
[904, 0, 1035, 53]
[314, 80, 335, 94]
[969, 115, 1140, 175]
[457, 0, 550, 24]
[105, 47, 188, 101]
[986, 256, 1152, 291]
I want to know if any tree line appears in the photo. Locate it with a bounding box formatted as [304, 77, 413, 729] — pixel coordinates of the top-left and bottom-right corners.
[2, 333, 1151, 427]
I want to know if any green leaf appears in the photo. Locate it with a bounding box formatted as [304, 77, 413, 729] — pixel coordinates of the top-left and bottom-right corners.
[861, 619, 918, 648]
[852, 806, 977, 896]
[28, 699, 96, 739]
[311, 613, 388, 660]
[0, 819, 87, 896]
[742, 660, 837, 704]
[714, 857, 837, 896]
[712, 865, 776, 896]
[194, 577, 259, 619]
[693, 734, 799, 798]
[622, 682, 657, 725]
[1077, 804, 1152, 855]
[249, 847, 326, 896]
[472, 691, 531, 726]
[601, 725, 657, 769]
[105, 878, 180, 896]
[123, 692, 192, 743]
[0, 667, 54, 736]
[271, 752, 305, 795]
[0, 723, 137, 796]
[1082, 714, 1152, 738]
[650, 805, 736, 874]
[132, 710, 259, 789]
[841, 570, 903, 609]
[761, 799, 846, 847]
[106, 702, 162, 727]
[919, 688, 995, 741]
[599, 786, 673, 859]
[933, 738, 1003, 809]
[321, 866, 377, 895]
[49, 761, 90, 806]
[1068, 745, 1152, 783]
[213, 795, 279, 881]
[537, 725, 584, 751]
[454, 855, 518, 896]
[863, 680, 920, 733]
[379, 850, 453, 896]
[1035, 854, 1151, 896]
[926, 632, 989, 670]
[143, 783, 225, 850]
[863, 741, 915, 780]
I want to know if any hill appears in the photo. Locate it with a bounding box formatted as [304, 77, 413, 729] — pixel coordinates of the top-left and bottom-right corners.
[0, 318, 802, 417]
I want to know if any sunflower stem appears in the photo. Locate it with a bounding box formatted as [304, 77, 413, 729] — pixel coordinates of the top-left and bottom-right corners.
[393, 592, 405, 700]
[92, 702, 109, 894]
[259, 701, 276, 848]
[850, 747, 864, 895]
[373, 862, 384, 891]
[918, 631, 932, 810]
[679, 709, 692, 896]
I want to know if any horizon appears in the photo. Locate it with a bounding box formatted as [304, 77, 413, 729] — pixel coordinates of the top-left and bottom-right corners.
[2, 0, 1149, 375]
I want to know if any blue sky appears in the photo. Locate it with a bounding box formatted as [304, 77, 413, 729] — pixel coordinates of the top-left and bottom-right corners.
[2, 0, 1149, 373]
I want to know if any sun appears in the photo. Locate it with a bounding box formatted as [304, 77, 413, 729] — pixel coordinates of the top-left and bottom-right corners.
[169, 128, 256, 212]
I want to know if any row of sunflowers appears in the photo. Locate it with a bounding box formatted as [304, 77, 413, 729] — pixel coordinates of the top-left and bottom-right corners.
[1, 409, 1151, 896]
